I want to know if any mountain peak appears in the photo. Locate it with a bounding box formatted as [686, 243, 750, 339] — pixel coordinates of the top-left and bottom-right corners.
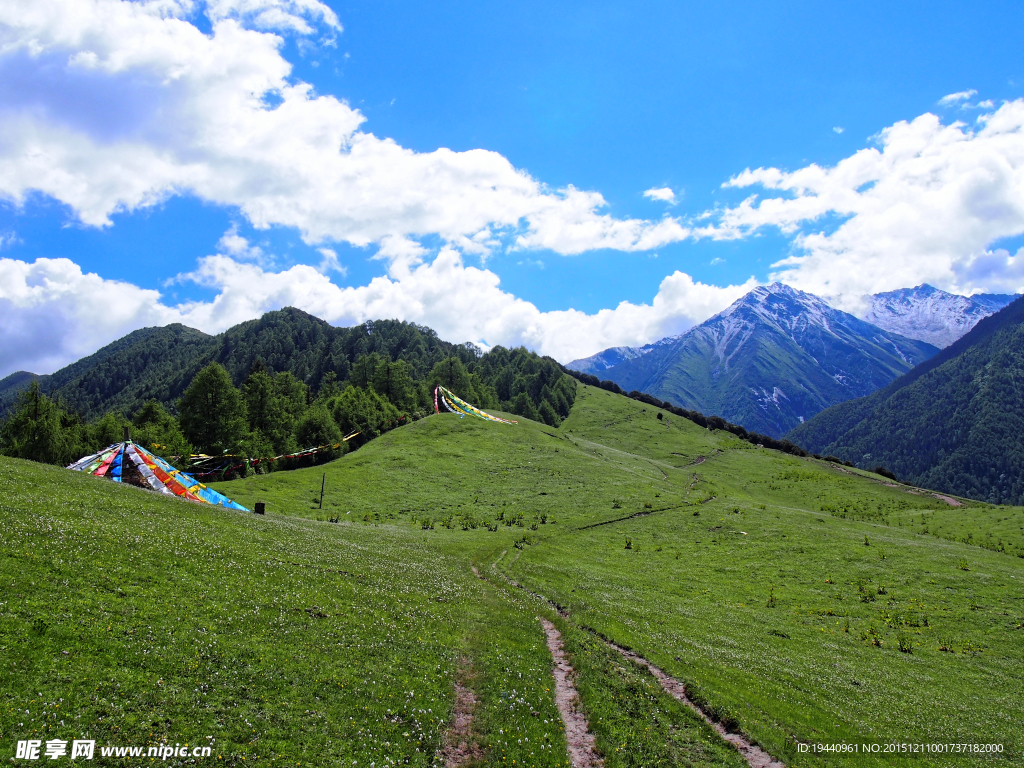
[748, 282, 803, 299]
[720, 282, 835, 333]
[861, 285, 1019, 348]
[567, 280, 938, 439]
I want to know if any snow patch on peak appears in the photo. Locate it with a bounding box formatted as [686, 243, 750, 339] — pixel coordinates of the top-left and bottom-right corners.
[566, 345, 648, 375]
[861, 285, 1018, 348]
[722, 282, 840, 336]
[751, 385, 789, 413]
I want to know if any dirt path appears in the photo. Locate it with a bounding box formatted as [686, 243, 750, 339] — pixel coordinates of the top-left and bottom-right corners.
[575, 503, 684, 531]
[932, 493, 963, 507]
[487, 558, 781, 767]
[437, 663, 485, 767]
[541, 619, 604, 768]
[608, 643, 784, 768]
[673, 454, 707, 467]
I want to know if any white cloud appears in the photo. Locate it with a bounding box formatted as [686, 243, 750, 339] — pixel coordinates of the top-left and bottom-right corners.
[938, 89, 977, 106]
[832, 126, 844, 134]
[951, 247, 1024, 294]
[0, 0, 689, 257]
[215, 224, 270, 265]
[316, 247, 346, 276]
[0, 251, 756, 377]
[703, 101, 1024, 307]
[0, 256, 181, 376]
[643, 186, 676, 204]
[205, 0, 341, 34]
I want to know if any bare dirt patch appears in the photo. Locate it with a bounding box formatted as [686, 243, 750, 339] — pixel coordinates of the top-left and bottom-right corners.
[609, 643, 784, 768]
[541, 619, 604, 768]
[932, 493, 963, 507]
[437, 662, 485, 767]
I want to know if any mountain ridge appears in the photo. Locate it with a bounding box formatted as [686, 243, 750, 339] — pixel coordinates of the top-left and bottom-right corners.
[569, 283, 937, 438]
[0, 309, 503, 420]
[861, 284, 1018, 348]
[569, 283, 1018, 378]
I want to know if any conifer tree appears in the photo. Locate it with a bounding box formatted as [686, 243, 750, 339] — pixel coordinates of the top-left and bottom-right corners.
[0, 382, 86, 465]
[178, 363, 247, 454]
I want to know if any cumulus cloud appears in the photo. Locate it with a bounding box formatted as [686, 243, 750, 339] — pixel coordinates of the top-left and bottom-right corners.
[214, 224, 270, 266]
[952, 247, 1024, 294]
[0, 0, 689, 256]
[0, 256, 181, 376]
[832, 126, 844, 134]
[643, 187, 676, 204]
[0, 251, 756, 377]
[704, 100, 1024, 307]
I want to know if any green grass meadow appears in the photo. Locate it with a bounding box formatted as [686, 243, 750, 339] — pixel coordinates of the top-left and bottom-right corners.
[2, 384, 1021, 765]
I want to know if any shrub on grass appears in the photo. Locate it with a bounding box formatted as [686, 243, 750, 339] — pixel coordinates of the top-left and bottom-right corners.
[861, 624, 883, 647]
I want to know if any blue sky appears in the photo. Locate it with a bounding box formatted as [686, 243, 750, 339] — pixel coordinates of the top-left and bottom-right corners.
[1, 0, 1024, 377]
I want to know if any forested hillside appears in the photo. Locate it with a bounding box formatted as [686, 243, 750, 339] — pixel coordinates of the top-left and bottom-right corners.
[0, 325, 210, 416]
[788, 295, 1024, 504]
[0, 309, 576, 474]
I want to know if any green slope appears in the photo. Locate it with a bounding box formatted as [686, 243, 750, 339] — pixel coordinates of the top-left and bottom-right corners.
[4, 385, 1022, 766]
[0, 371, 39, 399]
[788, 295, 1024, 504]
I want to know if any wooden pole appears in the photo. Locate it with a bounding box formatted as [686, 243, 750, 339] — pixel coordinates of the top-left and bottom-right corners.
[319, 473, 325, 509]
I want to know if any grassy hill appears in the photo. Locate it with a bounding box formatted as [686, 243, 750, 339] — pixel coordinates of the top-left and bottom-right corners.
[3, 385, 1022, 766]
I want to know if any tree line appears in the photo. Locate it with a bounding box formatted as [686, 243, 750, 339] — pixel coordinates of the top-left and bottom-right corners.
[1, 345, 577, 479]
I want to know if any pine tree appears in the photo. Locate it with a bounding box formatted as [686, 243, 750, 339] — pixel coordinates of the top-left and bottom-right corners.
[242, 370, 296, 454]
[178, 363, 248, 454]
[132, 400, 193, 463]
[296, 404, 343, 449]
[0, 382, 86, 465]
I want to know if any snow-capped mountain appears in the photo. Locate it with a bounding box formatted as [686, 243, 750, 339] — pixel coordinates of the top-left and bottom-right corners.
[566, 345, 651, 376]
[565, 333, 684, 375]
[569, 283, 938, 438]
[859, 284, 1018, 348]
